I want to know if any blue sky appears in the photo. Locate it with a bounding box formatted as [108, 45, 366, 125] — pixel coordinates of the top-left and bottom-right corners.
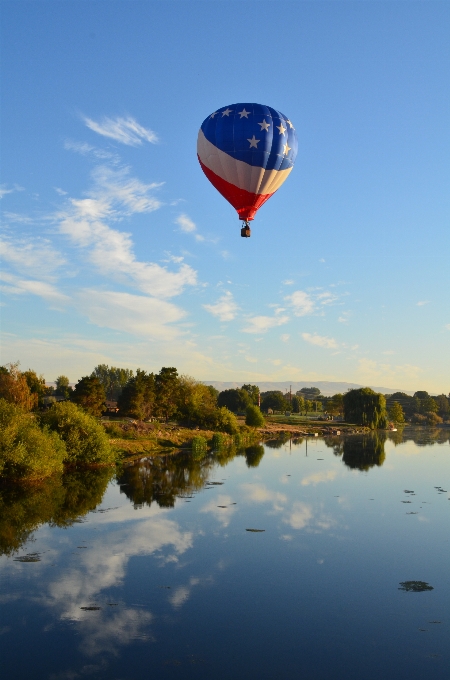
[1, 1, 449, 392]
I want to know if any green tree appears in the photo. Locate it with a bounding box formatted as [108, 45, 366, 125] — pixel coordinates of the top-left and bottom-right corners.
[176, 376, 218, 426]
[41, 402, 115, 466]
[155, 367, 180, 421]
[0, 363, 37, 411]
[298, 387, 321, 400]
[421, 396, 438, 414]
[389, 401, 405, 423]
[260, 391, 289, 413]
[291, 395, 301, 413]
[23, 369, 47, 406]
[343, 388, 387, 429]
[118, 370, 155, 420]
[414, 391, 429, 400]
[241, 384, 260, 405]
[328, 393, 344, 416]
[218, 388, 251, 412]
[71, 376, 106, 417]
[304, 399, 313, 413]
[90, 364, 134, 400]
[434, 394, 450, 417]
[245, 405, 265, 427]
[0, 399, 66, 480]
[55, 375, 73, 399]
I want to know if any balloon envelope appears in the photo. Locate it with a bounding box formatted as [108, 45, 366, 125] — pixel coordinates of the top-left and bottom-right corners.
[197, 103, 298, 222]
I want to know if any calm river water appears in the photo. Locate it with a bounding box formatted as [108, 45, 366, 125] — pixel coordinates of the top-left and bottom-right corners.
[1, 429, 449, 679]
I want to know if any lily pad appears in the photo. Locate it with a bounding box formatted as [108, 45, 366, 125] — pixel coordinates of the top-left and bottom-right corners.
[398, 581, 434, 592]
[80, 606, 102, 611]
[13, 553, 41, 563]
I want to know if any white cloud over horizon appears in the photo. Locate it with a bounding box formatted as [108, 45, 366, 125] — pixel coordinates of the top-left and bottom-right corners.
[242, 313, 290, 334]
[302, 332, 338, 349]
[77, 289, 186, 339]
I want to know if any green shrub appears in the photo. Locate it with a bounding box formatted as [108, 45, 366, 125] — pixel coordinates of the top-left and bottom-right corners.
[245, 405, 265, 428]
[211, 432, 226, 449]
[41, 402, 116, 466]
[212, 407, 239, 434]
[0, 399, 66, 480]
[102, 421, 125, 438]
[191, 435, 207, 459]
[425, 412, 443, 426]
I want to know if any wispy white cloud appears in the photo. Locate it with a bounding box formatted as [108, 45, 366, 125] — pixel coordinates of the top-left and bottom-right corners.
[316, 291, 338, 306]
[417, 300, 429, 306]
[64, 139, 119, 162]
[0, 236, 65, 278]
[203, 292, 238, 322]
[83, 115, 158, 146]
[338, 311, 351, 323]
[280, 334, 290, 342]
[57, 166, 197, 298]
[0, 272, 69, 304]
[282, 279, 294, 286]
[175, 213, 204, 242]
[0, 184, 24, 199]
[77, 290, 186, 339]
[302, 332, 338, 349]
[242, 314, 289, 334]
[446, 324, 450, 331]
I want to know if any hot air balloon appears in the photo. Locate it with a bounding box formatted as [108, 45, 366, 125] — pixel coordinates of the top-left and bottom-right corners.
[197, 103, 297, 237]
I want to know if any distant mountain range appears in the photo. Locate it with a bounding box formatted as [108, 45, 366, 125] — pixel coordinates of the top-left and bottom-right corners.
[204, 381, 413, 397]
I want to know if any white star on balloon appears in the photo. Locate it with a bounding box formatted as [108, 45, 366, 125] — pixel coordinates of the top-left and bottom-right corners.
[222, 108, 233, 117]
[210, 112, 218, 118]
[276, 123, 287, 135]
[286, 119, 294, 129]
[238, 108, 250, 118]
[258, 119, 270, 131]
[247, 135, 260, 148]
[283, 142, 291, 155]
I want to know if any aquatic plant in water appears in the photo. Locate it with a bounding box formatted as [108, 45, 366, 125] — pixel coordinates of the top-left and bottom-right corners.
[398, 581, 434, 592]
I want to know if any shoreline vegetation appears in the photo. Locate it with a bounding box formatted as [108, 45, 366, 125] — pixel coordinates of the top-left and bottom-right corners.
[0, 362, 448, 483]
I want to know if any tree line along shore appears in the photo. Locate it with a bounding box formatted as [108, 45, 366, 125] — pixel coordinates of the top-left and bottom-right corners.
[1, 362, 448, 482]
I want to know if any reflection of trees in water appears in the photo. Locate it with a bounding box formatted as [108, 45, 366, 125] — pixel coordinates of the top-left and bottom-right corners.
[396, 428, 450, 447]
[265, 434, 291, 449]
[324, 428, 450, 469]
[118, 444, 267, 508]
[324, 434, 386, 471]
[244, 445, 265, 468]
[117, 446, 242, 509]
[0, 468, 114, 556]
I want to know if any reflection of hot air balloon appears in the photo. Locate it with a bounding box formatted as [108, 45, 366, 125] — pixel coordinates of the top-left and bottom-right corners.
[197, 103, 298, 237]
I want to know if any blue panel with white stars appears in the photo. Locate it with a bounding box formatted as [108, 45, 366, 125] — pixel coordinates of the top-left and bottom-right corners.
[201, 103, 298, 172]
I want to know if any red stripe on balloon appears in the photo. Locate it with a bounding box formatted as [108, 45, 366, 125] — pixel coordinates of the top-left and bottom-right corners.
[198, 156, 274, 221]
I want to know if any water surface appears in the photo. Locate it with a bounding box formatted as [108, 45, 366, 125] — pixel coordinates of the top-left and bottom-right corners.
[1, 430, 449, 679]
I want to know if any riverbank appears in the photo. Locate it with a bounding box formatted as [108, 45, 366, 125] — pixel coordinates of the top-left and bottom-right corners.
[107, 417, 372, 460]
